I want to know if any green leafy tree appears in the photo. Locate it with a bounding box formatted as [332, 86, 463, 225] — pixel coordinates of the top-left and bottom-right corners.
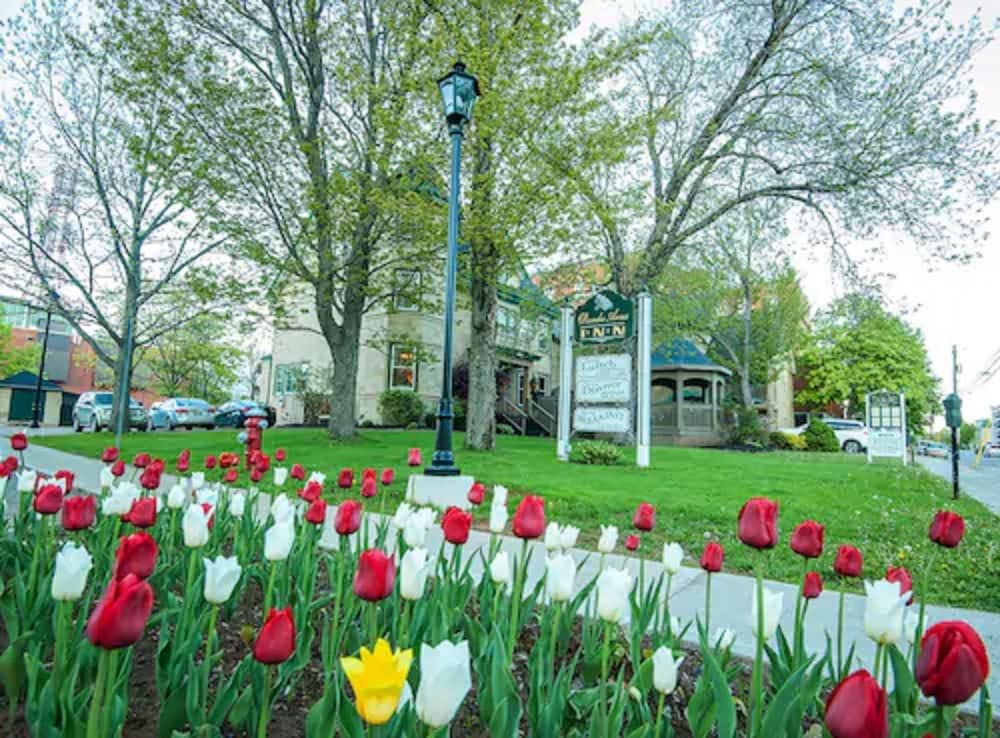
[795, 295, 938, 434]
[144, 316, 241, 404]
[0, 322, 39, 378]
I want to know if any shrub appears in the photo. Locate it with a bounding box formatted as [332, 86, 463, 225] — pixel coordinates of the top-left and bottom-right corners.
[360, 419, 375, 428]
[570, 440, 623, 466]
[786, 433, 807, 451]
[496, 423, 515, 435]
[423, 411, 437, 429]
[770, 431, 807, 450]
[405, 421, 421, 430]
[803, 419, 839, 452]
[729, 406, 767, 446]
[377, 389, 425, 427]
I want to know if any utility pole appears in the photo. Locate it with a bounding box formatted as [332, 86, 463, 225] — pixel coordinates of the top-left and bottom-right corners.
[950, 345, 960, 499]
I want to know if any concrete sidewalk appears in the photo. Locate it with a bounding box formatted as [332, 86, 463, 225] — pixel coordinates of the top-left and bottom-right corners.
[7, 430, 1000, 707]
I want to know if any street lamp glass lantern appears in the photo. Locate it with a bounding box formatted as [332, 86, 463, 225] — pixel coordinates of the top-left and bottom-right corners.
[438, 62, 480, 126]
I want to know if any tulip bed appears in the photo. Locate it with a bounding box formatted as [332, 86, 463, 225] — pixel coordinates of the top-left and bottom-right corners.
[33, 429, 1000, 611]
[2, 433, 996, 738]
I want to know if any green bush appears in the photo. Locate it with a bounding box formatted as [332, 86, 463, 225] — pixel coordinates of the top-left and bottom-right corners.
[570, 440, 623, 466]
[770, 431, 807, 451]
[803, 419, 839, 452]
[377, 389, 425, 427]
[405, 421, 421, 430]
[497, 423, 515, 435]
[729, 407, 767, 446]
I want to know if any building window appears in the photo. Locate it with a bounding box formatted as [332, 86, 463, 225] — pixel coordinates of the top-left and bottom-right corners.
[275, 362, 309, 394]
[536, 319, 550, 351]
[393, 269, 421, 311]
[498, 306, 517, 339]
[389, 344, 417, 390]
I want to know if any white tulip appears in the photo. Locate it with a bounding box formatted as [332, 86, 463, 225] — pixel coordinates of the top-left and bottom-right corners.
[492, 485, 508, 508]
[191, 472, 205, 490]
[155, 496, 164, 513]
[166, 484, 186, 510]
[489, 499, 508, 533]
[751, 588, 784, 641]
[662, 542, 684, 575]
[197, 486, 219, 510]
[393, 502, 415, 530]
[273, 467, 288, 487]
[560, 525, 580, 550]
[544, 522, 562, 551]
[864, 579, 909, 646]
[229, 491, 246, 518]
[400, 548, 430, 601]
[652, 647, 684, 695]
[546, 553, 576, 603]
[308, 471, 326, 486]
[403, 515, 427, 549]
[101, 490, 133, 517]
[490, 551, 511, 587]
[183, 504, 211, 548]
[203, 555, 242, 604]
[713, 627, 736, 650]
[413, 507, 436, 530]
[902, 611, 920, 646]
[415, 640, 471, 728]
[598, 525, 618, 554]
[271, 494, 294, 524]
[597, 566, 632, 623]
[264, 521, 295, 561]
[17, 470, 37, 493]
[51, 541, 93, 601]
[99, 466, 114, 489]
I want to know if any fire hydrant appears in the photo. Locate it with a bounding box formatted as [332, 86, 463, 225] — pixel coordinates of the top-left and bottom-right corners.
[240, 407, 269, 467]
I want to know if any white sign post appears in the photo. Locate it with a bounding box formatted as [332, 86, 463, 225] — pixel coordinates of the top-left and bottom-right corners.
[557, 303, 574, 461]
[866, 390, 907, 465]
[635, 291, 652, 467]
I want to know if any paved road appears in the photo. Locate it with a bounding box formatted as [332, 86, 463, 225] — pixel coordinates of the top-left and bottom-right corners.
[5, 429, 1000, 709]
[917, 453, 1000, 515]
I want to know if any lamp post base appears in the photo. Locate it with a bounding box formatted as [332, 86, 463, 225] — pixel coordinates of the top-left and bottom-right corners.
[406, 473, 476, 510]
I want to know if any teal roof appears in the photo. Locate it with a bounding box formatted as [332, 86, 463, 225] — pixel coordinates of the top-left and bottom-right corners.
[0, 370, 61, 390]
[652, 339, 730, 374]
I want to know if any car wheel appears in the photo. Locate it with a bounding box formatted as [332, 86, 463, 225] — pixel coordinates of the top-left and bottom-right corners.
[138, 424, 147, 432]
[843, 440, 862, 454]
[89, 415, 99, 433]
[73, 415, 81, 432]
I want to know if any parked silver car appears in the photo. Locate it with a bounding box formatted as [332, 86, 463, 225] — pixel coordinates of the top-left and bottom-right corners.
[148, 397, 216, 430]
[72, 392, 148, 432]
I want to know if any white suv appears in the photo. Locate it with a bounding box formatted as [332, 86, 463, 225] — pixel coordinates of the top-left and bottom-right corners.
[783, 417, 869, 453]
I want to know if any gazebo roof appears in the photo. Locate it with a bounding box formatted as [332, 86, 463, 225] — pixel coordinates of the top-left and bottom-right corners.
[0, 370, 62, 391]
[651, 339, 732, 376]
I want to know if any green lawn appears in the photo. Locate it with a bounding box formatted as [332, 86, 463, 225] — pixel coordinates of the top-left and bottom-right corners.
[36, 428, 1000, 611]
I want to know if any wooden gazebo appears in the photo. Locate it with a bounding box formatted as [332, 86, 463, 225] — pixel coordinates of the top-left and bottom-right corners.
[650, 339, 730, 446]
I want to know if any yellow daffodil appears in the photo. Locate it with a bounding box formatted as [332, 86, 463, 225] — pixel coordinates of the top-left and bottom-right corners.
[340, 638, 413, 725]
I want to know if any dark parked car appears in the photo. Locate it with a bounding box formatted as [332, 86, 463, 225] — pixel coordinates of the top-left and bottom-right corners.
[213, 400, 277, 428]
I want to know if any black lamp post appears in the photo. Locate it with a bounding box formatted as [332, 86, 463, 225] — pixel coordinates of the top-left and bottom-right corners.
[427, 61, 480, 477]
[30, 290, 59, 428]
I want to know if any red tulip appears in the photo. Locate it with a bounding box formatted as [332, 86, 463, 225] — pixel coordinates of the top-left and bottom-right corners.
[108, 460, 125, 478]
[299, 480, 322, 503]
[249, 467, 262, 483]
[737, 497, 779, 549]
[86, 574, 154, 649]
[114, 532, 158, 580]
[700, 542, 724, 572]
[204, 455, 217, 470]
[275, 448, 286, 462]
[101, 447, 120, 463]
[633, 502, 655, 531]
[253, 608, 296, 664]
[353, 549, 395, 601]
[34, 484, 64, 514]
[885, 566, 913, 605]
[916, 621, 990, 705]
[407, 448, 422, 466]
[139, 467, 162, 491]
[179, 448, 191, 461]
[790, 520, 825, 559]
[124, 497, 157, 528]
[512, 495, 545, 539]
[360, 477, 377, 498]
[928, 510, 965, 549]
[223, 468, 238, 484]
[834, 545, 863, 578]
[11, 432, 27, 451]
[441, 506, 472, 544]
[624, 534, 640, 551]
[290, 463, 305, 480]
[219, 452, 239, 469]
[824, 670, 888, 738]
[0, 461, 9, 479]
[176, 457, 190, 473]
[467, 482, 485, 506]
[54, 469, 75, 493]
[150, 458, 165, 474]
[803, 571, 823, 599]
[133, 453, 151, 469]
[337, 468, 355, 489]
[4, 455, 17, 472]
[335, 499, 362, 535]
[305, 498, 327, 525]
[61, 494, 97, 531]
[380, 468, 394, 485]
[254, 453, 270, 472]
[362, 467, 376, 481]
[201, 503, 215, 531]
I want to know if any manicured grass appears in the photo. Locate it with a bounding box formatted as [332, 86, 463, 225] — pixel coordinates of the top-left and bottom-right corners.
[36, 428, 1000, 611]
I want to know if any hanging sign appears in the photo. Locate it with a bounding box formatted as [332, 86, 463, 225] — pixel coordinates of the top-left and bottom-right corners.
[575, 290, 634, 344]
[576, 354, 632, 404]
[573, 406, 632, 433]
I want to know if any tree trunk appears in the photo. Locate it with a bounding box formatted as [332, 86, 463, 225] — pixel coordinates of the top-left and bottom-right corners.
[324, 290, 362, 440]
[466, 273, 497, 450]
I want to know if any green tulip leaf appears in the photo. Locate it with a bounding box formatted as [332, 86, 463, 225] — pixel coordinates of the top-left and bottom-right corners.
[336, 689, 365, 738]
[887, 645, 915, 713]
[700, 636, 736, 738]
[977, 684, 992, 738]
[158, 687, 189, 738]
[760, 660, 808, 738]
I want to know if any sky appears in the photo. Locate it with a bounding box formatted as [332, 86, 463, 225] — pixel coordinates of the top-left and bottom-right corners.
[1, 0, 997, 421]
